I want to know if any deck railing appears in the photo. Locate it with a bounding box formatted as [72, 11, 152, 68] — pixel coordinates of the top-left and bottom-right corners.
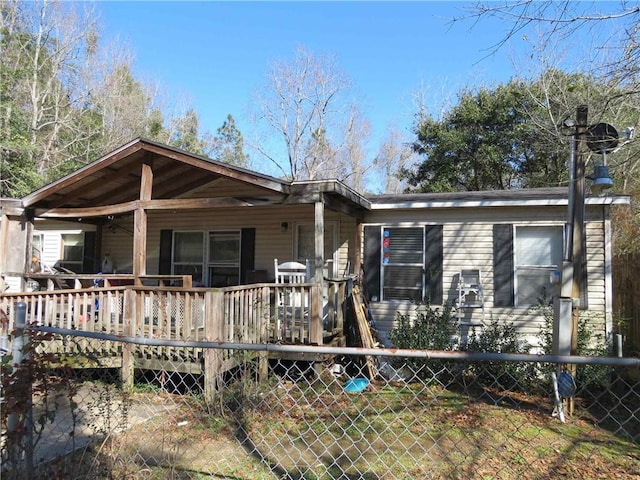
[0, 277, 352, 349]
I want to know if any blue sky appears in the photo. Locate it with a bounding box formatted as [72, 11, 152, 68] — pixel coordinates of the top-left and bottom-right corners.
[95, 2, 525, 135]
[93, 1, 606, 178]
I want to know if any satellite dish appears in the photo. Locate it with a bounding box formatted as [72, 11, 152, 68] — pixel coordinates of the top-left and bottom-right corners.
[587, 123, 619, 154]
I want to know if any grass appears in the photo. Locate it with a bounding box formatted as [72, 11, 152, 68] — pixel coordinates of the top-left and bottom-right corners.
[13, 374, 640, 480]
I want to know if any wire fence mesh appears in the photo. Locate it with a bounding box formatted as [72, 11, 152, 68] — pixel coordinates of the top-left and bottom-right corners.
[2, 327, 639, 480]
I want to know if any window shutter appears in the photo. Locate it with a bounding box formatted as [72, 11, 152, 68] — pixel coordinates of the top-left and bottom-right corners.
[493, 224, 514, 307]
[82, 231, 96, 273]
[425, 225, 443, 304]
[363, 226, 381, 302]
[240, 228, 256, 284]
[159, 229, 173, 275]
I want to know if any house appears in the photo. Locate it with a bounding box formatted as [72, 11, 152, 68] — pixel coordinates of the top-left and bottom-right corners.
[0, 138, 630, 349]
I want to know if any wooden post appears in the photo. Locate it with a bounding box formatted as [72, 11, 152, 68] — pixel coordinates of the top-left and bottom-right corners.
[204, 290, 223, 404]
[569, 105, 588, 416]
[327, 281, 336, 331]
[133, 162, 152, 283]
[354, 218, 363, 277]
[121, 288, 136, 390]
[310, 284, 322, 345]
[257, 285, 270, 382]
[313, 199, 324, 345]
[336, 280, 346, 333]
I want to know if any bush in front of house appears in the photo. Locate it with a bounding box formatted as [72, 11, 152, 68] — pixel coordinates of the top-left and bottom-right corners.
[536, 304, 614, 395]
[388, 305, 536, 391]
[461, 319, 537, 392]
[387, 303, 458, 382]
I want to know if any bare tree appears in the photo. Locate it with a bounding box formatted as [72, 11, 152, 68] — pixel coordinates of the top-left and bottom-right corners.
[0, 0, 103, 176]
[251, 46, 370, 182]
[373, 125, 416, 194]
[460, 2, 640, 60]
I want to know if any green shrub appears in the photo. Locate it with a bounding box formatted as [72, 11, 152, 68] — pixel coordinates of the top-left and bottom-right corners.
[462, 319, 536, 391]
[389, 302, 456, 351]
[536, 304, 614, 394]
[388, 303, 457, 381]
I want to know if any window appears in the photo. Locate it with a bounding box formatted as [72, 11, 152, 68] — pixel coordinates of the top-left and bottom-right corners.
[381, 227, 424, 301]
[363, 225, 443, 303]
[172, 232, 204, 285]
[208, 231, 240, 287]
[31, 233, 43, 272]
[59, 233, 84, 271]
[295, 222, 338, 277]
[514, 226, 563, 305]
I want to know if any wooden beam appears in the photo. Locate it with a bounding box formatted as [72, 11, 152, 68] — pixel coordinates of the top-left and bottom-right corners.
[34, 197, 255, 218]
[323, 193, 367, 219]
[42, 161, 144, 210]
[141, 142, 289, 193]
[35, 201, 140, 218]
[133, 207, 146, 278]
[141, 198, 252, 209]
[140, 161, 153, 201]
[133, 162, 152, 278]
[23, 141, 145, 207]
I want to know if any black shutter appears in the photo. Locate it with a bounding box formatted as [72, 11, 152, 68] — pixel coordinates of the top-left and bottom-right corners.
[493, 224, 514, 307]
[240, 228, 256, 284]
[363, 226, 381, 302]
[159, 229, 173, 275]
[425, 225, 443, 304]
[82, 231, 96, 273]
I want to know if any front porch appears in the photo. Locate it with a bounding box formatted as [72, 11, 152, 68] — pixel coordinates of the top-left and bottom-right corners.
[0, 274, 353, 387]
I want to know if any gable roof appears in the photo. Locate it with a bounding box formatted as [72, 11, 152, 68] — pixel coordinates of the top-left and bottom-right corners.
[18, 138, 371, 218]
[22, 138, 291, 210]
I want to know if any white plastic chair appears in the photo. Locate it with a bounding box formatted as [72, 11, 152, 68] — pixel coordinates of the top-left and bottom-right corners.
[274, 259, 310, 340]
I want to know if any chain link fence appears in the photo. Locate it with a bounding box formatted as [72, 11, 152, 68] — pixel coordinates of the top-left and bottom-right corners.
[2, 325, 639, 480]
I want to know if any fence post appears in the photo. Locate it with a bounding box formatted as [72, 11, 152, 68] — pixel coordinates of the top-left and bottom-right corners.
[122, 289, 136, 390]
[7, 302, 34, 476]
[310, 284, 322, 345]
[203, 290, 223, 404]
[258, 286, 270, 381]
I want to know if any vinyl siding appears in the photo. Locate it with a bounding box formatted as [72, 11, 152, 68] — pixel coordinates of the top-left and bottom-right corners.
[100, 205, 356, 279]
[363, 204, 609, 348]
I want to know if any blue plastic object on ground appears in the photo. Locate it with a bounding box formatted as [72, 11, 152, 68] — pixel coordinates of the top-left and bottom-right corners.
[345, 377, 369, 393]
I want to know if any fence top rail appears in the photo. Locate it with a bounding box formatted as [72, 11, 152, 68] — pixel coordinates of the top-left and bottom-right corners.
[29, 325, 640, 368]
[0, 282, 317, 299]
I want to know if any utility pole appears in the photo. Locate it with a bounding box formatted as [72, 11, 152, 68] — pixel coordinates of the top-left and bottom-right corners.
[568, 105, 588, 416]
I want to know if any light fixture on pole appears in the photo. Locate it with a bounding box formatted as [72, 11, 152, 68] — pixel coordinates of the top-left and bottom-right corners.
[588, 165, 614, 196]
[586, 122, 617, 196]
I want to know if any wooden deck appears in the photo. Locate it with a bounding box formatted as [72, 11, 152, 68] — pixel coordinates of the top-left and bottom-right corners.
[0, 276, 352, 397]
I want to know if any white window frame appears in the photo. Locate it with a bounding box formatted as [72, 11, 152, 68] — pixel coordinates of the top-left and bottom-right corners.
[294, 221, 339, 278]
[514, 225, 564, 306]
[380, 226, 425, 302]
